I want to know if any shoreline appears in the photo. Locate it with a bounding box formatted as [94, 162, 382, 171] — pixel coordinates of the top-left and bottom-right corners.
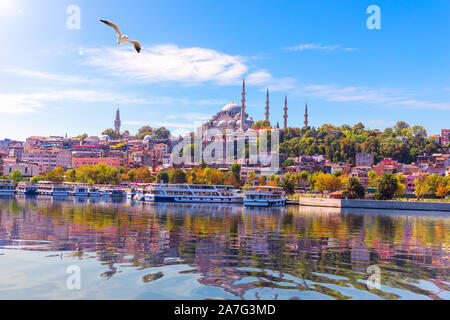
[299, 197, 450, 214]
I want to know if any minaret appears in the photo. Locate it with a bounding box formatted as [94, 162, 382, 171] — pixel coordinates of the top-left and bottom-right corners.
[283, 95, 288, 129]
[240, 78, 246, 131]
[114, 107, 121, 132]
[304, 102, 309, 128]
[265, 88, 270, 122]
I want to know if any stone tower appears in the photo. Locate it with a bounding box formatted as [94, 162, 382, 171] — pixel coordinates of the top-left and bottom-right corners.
[283, 95, 288, 129]
[265, 88, 270, 122]
[304, 102, 309, 128]
[114, 107, 121, 132]
[240, 78, 246, 131]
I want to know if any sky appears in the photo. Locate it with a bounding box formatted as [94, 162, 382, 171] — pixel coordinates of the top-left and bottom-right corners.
[0, 0, 449, 141]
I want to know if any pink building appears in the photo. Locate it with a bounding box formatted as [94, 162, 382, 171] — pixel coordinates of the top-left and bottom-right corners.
[350, 166, 372, 187]
[441, 129, 450, 146]
[404, 175, 419, 194]
[22, 148, 72, 173]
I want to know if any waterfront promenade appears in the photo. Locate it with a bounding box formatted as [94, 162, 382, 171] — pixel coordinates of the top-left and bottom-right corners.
[299, 197, 450, 213]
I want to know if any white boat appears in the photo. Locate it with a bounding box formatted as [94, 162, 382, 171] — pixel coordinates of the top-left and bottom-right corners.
[126, 186, 136, 199]
[243, 186, 287, 207]
[100, 187, 124, 197]
[16, 182, 39, 196]
[65, 183, 89, 197]
[144, 184, 243, 203]
[88, 187, 101, 197]
[37, 181, 69, 196]
[99, 188, 111, 197]
[0, 180, 15, 196]
[132, 184, 149, 201]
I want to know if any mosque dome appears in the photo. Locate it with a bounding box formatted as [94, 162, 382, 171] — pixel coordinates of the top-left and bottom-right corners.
[143, 135, 153, 141]
[227, 120, 235, 126]
[100, 135, 111, 142]
[212, 121, 218, 126]
[221, 102, 241, 113]
[218, 120, 227, 126]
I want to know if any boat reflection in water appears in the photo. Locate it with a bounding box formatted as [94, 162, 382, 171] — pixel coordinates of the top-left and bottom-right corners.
[0, 197, 448, 300]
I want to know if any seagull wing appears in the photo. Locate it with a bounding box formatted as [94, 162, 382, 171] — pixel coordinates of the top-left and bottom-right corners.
[100, 19, 122, 38]
[125, 39, 142, 53]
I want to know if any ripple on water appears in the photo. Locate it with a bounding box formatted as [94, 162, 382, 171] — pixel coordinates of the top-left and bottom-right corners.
[0, 198, 448, 300]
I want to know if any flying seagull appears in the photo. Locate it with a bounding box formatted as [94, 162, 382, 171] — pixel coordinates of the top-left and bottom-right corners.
[100, 19, 142, 53]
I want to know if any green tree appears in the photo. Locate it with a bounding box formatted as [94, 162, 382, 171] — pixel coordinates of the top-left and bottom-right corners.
[252, 120, 271, 129]
[231, 163, 241, 184]
[65, 169, 77, 182]
[333, 169, 343, 177]
[375, 173, 399, 200]
[414, 178, 428, 201]
[137, 126, 154, 140]
[280, 174, 295, 195]
[169, 169, 186, 184]
[45, 167, 65, 182]
[258, 175, 267, 186]
[248, 171, 256, 185]
[282, 159, 294, 168]
[157, 171, 169, 183]
[424, 174, 444, 195]
[343, 177, 366, 199]
[102, 128, 121, 140]
[8, 170, 23, 184]
[153, 127, 171, 139]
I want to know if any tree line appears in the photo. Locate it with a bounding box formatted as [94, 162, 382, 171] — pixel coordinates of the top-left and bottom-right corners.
[279, 121, 446, 165]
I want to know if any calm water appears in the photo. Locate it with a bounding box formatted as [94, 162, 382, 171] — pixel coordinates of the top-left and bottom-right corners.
[0, 196, 448, 300]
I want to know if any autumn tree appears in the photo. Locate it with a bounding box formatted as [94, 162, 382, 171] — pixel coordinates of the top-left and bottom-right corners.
[436, 183, 449, 199]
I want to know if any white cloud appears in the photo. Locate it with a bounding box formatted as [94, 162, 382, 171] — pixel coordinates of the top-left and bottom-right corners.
[0, 89, 149, 114]
[300, 84, 450, 110]
[247, 70, 296, 91]
[84, 44, 249, 85]
[283, 43, 356, 52]
[3, 68, 98, 85]
[83, 44, 296, 91]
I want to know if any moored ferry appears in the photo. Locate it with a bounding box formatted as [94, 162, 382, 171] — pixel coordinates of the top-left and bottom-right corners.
[16, 182, 39, 196]
[243, 186, 287, 207]
[133, 183, 150, 201]
[144, 184, 243, 203]
[37, 181, 69, 196]
[88, 187, 101, 197]
[101, 187, 125, 197]
[64, 183, 89, 197]
[0, 180, 15, 196]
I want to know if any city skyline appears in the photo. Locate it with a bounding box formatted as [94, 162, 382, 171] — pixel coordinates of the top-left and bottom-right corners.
[0, 0, 449, 141]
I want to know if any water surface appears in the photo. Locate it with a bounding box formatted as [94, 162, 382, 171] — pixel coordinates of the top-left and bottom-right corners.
[0, 197, 448, 300]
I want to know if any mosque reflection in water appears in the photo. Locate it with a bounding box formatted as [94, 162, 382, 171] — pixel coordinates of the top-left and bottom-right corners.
[0, 197, 448, 300]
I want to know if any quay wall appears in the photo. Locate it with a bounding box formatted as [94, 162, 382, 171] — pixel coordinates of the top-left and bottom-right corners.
[299, 198, 450, 212]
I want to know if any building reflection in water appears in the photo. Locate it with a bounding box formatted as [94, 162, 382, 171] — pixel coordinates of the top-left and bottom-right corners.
[0, 197, 448, 300]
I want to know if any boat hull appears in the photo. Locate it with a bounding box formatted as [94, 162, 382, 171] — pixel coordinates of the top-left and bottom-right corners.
[0, 190, 15, 196]
[244, 199, 286, 207]
[145, 195, 243, 203]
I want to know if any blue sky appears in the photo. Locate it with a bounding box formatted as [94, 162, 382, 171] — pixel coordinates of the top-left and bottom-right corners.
[0, 0, 449, 140]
